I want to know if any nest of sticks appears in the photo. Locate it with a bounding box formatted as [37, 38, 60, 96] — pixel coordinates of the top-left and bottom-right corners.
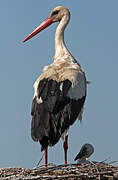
[0, 161, 118, 180]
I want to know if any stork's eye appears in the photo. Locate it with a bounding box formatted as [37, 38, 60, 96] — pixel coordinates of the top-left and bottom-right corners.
[52, 10, 59, 16]
[82, 147, 87, 153]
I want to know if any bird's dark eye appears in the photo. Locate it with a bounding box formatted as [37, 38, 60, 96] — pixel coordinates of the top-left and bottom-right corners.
[82, 147, 87, 154]
[52, 10, 59, 16]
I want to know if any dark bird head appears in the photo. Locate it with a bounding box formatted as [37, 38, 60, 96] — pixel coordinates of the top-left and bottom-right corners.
[74, 143, 94, 161]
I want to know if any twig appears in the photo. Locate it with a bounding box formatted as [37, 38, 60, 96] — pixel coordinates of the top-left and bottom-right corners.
[35, 152, 45, 167]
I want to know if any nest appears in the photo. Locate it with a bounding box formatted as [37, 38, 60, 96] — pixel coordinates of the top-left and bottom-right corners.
[0, 162, 118, 180]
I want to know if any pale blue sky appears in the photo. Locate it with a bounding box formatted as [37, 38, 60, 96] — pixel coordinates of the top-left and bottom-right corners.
[0, 0, 118, 168]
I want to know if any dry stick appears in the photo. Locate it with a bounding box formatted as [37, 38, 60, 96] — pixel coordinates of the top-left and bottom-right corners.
[109, 160, 118, 164]
[1, 163, 118, 179]
[36, 152, 45, 167]
[86, 158, 101, 180]
[100, 157, 111, 163]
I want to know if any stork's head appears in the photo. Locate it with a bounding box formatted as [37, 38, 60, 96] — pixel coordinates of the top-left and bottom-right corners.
[49, 6, 70, 22]
[74, 144, 94, 161]
[23, 6, 70, 43]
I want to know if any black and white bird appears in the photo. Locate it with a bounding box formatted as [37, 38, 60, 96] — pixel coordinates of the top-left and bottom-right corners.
[23, 6, 87, 167]
[74, 144, 94, 164]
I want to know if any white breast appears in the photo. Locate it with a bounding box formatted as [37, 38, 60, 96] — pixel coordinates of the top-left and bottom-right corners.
[33, 60, 86, 102]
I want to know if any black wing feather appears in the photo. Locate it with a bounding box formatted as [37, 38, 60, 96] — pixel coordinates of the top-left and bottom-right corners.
[31, 78, 86, 151]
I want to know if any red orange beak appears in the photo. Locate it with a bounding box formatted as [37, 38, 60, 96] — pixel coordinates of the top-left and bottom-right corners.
[23, 17, 53, 43]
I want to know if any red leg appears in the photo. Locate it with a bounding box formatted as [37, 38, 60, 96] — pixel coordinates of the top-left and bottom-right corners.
[45, 147, 48, 167]
[63, 135, 68, 167]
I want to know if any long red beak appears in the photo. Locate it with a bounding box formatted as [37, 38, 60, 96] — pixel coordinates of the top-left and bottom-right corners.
[23, 17, 53, 43]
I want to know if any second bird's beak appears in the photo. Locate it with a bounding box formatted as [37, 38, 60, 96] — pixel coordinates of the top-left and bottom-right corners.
[23, 17, 54, 43]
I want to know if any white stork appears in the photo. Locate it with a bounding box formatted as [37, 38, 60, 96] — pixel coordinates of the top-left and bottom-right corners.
[23, 6, 87, 167]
